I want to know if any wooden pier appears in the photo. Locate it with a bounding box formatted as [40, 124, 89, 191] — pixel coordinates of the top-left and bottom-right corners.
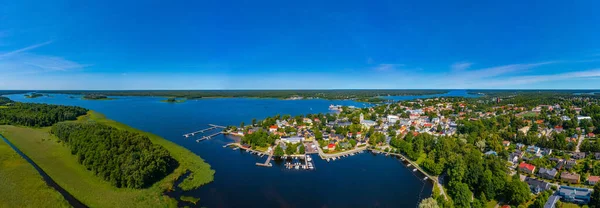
[256, 150, 274, 167]
[183, 124, 225, 137]
[196, 132, 223, 142]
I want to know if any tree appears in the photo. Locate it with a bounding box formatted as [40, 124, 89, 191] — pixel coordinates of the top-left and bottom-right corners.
[274, 145, 284, 157]
[251, 118, 257, 126]
[349, 139, 357, 147]
[240, 121, 245, 128]
[450, 182, 473, 208]
[504, 175, 531, 205]
[419, 197, 439, 208]
[299, 144, 305, 154]
[286, 144, 295, 155]
[590, 182, 600, 208]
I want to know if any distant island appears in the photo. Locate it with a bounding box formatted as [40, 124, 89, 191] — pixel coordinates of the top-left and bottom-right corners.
[24, 93, 44, 98]
[82, 94, 114, 100]
[9, 90, 452, 103]
[161, 98, 186, 103]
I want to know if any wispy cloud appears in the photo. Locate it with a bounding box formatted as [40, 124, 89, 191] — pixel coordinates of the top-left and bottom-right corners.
[372, 63, 404, 72]
[0, 40, 53, 58]
[451, 62, 473, 71]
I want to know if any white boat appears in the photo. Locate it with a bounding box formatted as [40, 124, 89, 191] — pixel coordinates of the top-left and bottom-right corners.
[326, 158, 330, 162]
[424, 177, 428, 180]
[413, 169, 417, 172]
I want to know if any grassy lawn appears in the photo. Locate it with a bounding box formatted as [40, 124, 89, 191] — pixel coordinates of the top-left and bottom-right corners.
[560, 202, 581, 208]
[0, 111, 215, 208]
[0, 106, 8, 108]
[416, 153, 428, 165]
[254, 146, 269, 152]
[486, 200, 498, 208]
[0, 135, 70, 208]
[520, 111, 537, 118]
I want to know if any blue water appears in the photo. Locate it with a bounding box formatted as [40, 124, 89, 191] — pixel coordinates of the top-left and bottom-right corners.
[381, 90, 480, 101]
[6, 94, 432, 207]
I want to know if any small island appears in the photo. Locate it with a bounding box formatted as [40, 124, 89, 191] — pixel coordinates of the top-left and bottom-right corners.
[82, 94, 114, 100]
[161, 98, 186, 103]
[24, 93, 44, 98]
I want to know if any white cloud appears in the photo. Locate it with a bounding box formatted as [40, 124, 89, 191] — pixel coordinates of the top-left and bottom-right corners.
[372, 63, 404, 72]
[0, 41, 53, 58]
[451, 62, 473, 71]
[0, 53, 88, 75]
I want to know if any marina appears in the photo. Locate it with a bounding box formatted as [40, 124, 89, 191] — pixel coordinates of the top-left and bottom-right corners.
[183, 124, 225, 138]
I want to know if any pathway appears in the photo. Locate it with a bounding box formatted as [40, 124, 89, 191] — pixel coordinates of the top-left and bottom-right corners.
[575, 135, 585, 152]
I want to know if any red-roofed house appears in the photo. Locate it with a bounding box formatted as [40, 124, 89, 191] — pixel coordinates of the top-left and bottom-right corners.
[356, 132, 362, 139]
[327, 143, 336, 150]
[519, 162, 536, 174]
[269, 125, 278, 133]
[554, 126, 563, 132]
[589, 133, 596, 138]
[423, 123, 433, 128]
[588, 176, 600, 185]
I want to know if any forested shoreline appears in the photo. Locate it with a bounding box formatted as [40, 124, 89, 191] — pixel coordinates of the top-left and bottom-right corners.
[0, 102, 87, 127]
[51, 122, 176, 188]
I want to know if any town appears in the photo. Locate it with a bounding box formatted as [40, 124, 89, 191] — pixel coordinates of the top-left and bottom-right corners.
[222, 93, 600, 208]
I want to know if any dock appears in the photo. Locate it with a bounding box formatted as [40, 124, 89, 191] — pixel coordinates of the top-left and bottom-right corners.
[256, 150, 274, 167]
[196, 131, 223, 142]
[183, 124, 225, 137]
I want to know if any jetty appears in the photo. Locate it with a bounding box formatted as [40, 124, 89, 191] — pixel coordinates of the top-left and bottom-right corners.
[183, 124, 225, 137]
[256, 150, 274, 167]
[196, 131, 223, 142]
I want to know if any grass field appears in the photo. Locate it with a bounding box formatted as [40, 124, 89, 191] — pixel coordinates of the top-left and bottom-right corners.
[0, 111, 215, 208]
[0, 135, 70, 208]
[0, 106, 8, 108]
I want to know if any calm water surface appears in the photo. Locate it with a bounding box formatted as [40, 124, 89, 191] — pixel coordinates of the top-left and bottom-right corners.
[7, 94, 433, 207]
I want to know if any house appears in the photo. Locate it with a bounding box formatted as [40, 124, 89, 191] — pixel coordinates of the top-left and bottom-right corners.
[303, 118, 313, 124]
[339, 142, 352, 149]
[516, 143, 525, 150]
[595, 152, 600, 160]
[561, 172, 580, 184]
[589, 133, 596, 138]
[565, 159, 577, 170]
[519, 162, 536, 174]
[572, 152, 586, 160]
[527, 145, 540, 154]
[525, 177, 551, 194]
[555, 160, 566, 170]
[269, 125, 278, 133]
[588, 176, 600, 185]
[484, 150, 498, 156]
[540, 148, 553, 156]
[558, 186, 591, 204]
[554, 126, 564, 132]
[509, 151, 524, 164]
[409, 114, 420, 120]
[325, 143, 336, 150]
[577, 116, 592, 121]
[561, 116, 571, 121]
[281, 136, 304, 144]
[387, 115, 399, 124]
[544, 195, 560, 208]
[502, 140, 511, 147]
[537, 168, 558, 180]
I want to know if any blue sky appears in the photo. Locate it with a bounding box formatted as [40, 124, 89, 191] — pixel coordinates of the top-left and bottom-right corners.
[1, 0, 599, 90]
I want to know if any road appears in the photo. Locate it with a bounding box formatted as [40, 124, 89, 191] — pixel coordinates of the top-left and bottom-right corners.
[575, 135, 585, 152]
[312, 140, 367, 159]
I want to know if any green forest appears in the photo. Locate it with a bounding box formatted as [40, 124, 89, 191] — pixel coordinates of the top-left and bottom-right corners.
[51, 122, 176, 189]
[0, 102, 87, 127]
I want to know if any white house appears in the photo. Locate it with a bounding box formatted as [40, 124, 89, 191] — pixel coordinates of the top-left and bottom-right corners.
[577, 116, 592, 121]
[387, 115, 400, 124]
[281, 136, 304, 144]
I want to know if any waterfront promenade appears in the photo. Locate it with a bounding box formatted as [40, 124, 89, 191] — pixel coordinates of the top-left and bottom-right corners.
[312, 141, 368, 159]
[382, 151, 448, 200]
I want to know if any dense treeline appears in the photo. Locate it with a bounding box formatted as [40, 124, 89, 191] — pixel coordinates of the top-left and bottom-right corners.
[18, 90, 449, 100]
[82, 94, 109, 100]
[0, 102, 87, 127]
[0, 97, 13, 105]
[51, 122, 176, 189]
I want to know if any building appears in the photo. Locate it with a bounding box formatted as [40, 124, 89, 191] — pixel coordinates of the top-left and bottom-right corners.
[484, 150, 497, 156]
[509, 151, 524, 164]
[565, 159, 577, 170]
[525, 177, 551, 194]
[544, 195, 560, 208]
[387, 115, 399, 124]
[538, 168, 558, 180]
[561, 172, 580, 184]
[577, 116, 592, 121]
[325, 143, 336, 150]
[588, 176, 600, 185]
[519, 162, 536, 174]
[527, 145, 540, 154]
[502, 140, 511, 147]
[558, 186, 591, 204]
[281, 136, 304, 144]
[572, 152, 586, 160]
[269, 125, 278, 132]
